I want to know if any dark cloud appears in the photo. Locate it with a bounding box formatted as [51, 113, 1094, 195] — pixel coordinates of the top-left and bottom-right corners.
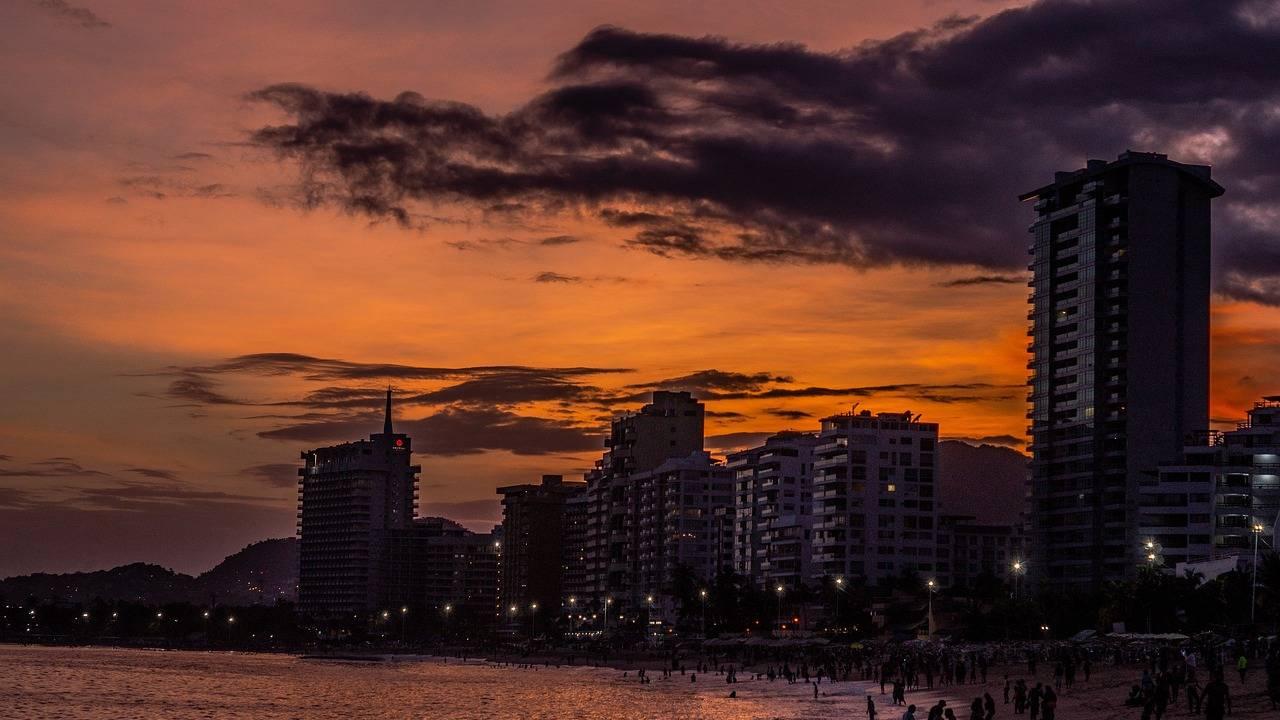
[765, 408, 813, 420]
[627, 369, 793, 394]
[248, 3, 1280, 303]
[408, 372, 609, 406]
[446, 237, 525, 252]
[117, 175, 236, 200]
[73, 482, 277, 510]
[539, 234, 581, 246]
[944, 434, 1026, 448]
[104, 196, 128, 205]
[161, 374, 244, 405]
[702, 381, 1018, 402]
[36, 0, 110, 29]
[258, 405, 600, 457]
[239, 463, 299, 489]
[705, 431, 775, 451]
[938, 274, 1026, 287]
[0, 459, 111, 478]
[534, 271, 582, 283]
[141, 353, 631, 384]
[124, 467, 179, 481]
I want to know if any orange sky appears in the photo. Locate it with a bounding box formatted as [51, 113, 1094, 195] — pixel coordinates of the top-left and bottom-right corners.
[1, 0, 1276, 576]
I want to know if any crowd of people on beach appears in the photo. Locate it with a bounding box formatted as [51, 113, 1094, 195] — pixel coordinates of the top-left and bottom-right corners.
[470, 634, 1280, 717]
[595, 635, 1280, 718]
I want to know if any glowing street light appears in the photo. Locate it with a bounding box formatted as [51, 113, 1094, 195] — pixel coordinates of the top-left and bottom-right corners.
[1011, 560, 1026, 600]
[1252, 522, 1266, 623]
[834, 577, 845, 623]
[926, 579, 936, 638]
[775, 584, 785, 631]
[699, 589, 708, 636]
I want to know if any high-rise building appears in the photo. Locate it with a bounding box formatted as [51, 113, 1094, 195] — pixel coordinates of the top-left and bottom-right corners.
[1021, 151, 1223, 590]
[297, 390, 420, 618]
[809, 409, 940, 585]
[727, 432, 818, 590]
[1142, 399, 1280, 567]
[632, 451, 734, 620]
[579, 391, 705, 615]
[496, 474, 586, 621]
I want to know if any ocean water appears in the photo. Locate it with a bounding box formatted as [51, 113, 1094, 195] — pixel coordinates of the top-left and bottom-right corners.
[1, 645, 862, 719]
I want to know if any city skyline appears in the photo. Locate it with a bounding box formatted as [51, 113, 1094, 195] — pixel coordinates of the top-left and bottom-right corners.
[4, 0, 1280, 580]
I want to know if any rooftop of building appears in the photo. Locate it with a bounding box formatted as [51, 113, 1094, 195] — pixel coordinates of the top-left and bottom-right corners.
[1018, 150, 1225, 201]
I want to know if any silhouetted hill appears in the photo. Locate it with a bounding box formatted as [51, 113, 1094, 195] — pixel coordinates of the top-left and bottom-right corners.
[0, 538, 297, 605]
[0, 562, 198, 605]
[938, 440, 1028, 526]
[197, 538, 297, 605]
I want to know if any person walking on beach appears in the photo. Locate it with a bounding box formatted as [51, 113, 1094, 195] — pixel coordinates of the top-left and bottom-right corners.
[869, 695, 879, 720]
[1236, 655, 1247, 684]
[903, 703, 917, 720]
[983, 691, 995, 720]
[1028, 683, 1042, 720]
[1040, 687, 1057, 720]
[1185, 677, 1201, 714]
[970, 697, 984, 720]
[1202, 672, 1230, 720]
[928, 699, 947, 720]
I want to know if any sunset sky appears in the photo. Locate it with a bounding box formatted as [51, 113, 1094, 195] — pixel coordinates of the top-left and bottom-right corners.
[2, 0, 1278, 578]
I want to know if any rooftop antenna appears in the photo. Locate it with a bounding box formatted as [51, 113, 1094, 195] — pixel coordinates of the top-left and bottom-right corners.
[383, 385, 393, 435]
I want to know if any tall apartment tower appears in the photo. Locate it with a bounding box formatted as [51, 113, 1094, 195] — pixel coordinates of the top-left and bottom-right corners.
[809, 409, 940, 585]
[728, 431, 819, 590]
[297, 389, 420, 618]
[580, 391, 704, 614]
[1020, 151, 1222, 590]
[496, 474, 586, 620]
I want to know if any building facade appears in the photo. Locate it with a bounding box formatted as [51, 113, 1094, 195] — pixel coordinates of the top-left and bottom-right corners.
[297, 390, 419, 618]
[727, 432, 818, 590]
[579, 392, 705, 615]
[632, 452, 734, 616]
[810, 409, 941, 585]
[1142, 399, 1280, 568]
[496, 474, 586, 619]
[937, 515, 1025, 589]
[1021, 151, 1222, 590]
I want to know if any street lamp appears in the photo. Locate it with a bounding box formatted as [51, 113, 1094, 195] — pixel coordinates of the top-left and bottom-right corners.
[529, 602, 538, 637]
[1252, 522, 1265, 624]
[775, 584, 785, 631]
[443, 603, 452, 637]
[834, 577, 844, 624]
[1011, 560, 1025, 600]
[926, 579, 936, 638]
[400, 606, 408, 644]
[603, 598, 612, 632]
[699, 589, 708, 636]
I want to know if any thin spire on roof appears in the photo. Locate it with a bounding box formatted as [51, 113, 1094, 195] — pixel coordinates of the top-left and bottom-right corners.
[383, 385, 393, 435]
